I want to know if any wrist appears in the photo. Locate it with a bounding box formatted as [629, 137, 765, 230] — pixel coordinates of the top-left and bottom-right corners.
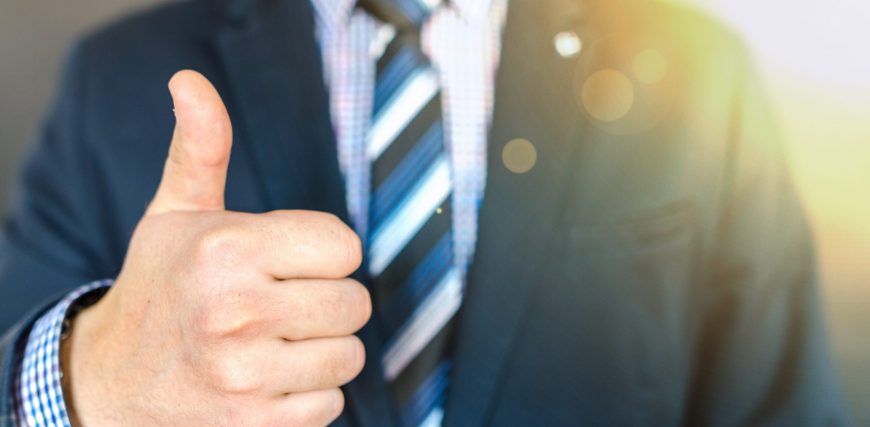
[61, 325, 82, 426]
[60, 287, 114, 427]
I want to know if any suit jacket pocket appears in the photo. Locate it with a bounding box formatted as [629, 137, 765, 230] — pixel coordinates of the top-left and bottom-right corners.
[562, 198, 695, 253]
[546, 197, 699, 424]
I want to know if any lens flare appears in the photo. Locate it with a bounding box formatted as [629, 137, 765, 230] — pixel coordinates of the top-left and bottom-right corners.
[581, 69, 635, 122]
[502, 139, 537, 174]
[633, 49, 668, 85]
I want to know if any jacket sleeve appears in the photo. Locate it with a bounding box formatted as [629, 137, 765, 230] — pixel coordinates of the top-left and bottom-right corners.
[0, 38, 119, 332]
[0, 38, 119, 418]
[687, 52, 851, 425]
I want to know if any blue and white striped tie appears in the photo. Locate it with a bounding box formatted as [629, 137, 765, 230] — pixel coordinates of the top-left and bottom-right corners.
[359, 1, 460, 426]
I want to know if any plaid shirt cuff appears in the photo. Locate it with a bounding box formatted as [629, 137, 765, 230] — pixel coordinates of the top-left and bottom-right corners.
[13, 280, 113, 427]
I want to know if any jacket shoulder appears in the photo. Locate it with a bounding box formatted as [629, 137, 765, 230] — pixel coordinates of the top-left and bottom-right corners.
[592, 0, 751, 69]
[79, 0, 219, 58]
[66, 0, 228, 119]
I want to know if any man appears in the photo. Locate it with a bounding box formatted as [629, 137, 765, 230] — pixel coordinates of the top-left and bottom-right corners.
[0, 0, 850, 425]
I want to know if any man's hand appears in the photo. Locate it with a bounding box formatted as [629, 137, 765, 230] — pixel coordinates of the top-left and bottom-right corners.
[62, 70, 371, 426]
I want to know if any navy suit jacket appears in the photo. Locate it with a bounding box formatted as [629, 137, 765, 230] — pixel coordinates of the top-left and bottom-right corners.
[0, 0, 850, 425]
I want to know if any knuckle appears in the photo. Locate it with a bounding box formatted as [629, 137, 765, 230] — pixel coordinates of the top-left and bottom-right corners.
[192, 291, 257, 339]
[286, 389, 345, 427]
[315, 212, 361, 275]
[191, 225, 246, 268]
[322, 388, 345, 423]
[342, 280, 372, 331]
[319, 339, 363, 385]
[222, 409, 249, 427]
[323, 348, 346, 383]
[203, 354, 261, 394]
[348, 336, 366, 378]
[273, 210, 362, 276]
[328, 336, 365, 384]
[336, 223, 363, 275]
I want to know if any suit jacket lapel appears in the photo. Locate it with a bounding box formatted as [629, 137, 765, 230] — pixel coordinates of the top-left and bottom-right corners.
[445, 1, 601, 425]
[212, 2, 397, 426]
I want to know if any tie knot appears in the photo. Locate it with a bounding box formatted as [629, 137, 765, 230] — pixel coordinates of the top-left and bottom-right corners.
[356, 0, 440, 32]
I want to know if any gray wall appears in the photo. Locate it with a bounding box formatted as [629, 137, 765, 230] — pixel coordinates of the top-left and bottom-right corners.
[0, 0, 162, 211]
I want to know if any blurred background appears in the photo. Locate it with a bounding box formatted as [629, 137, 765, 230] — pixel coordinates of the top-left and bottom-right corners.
[1, 0, 867, 423]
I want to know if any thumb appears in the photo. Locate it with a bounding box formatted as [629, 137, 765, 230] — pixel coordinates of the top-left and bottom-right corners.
[146, 70, 233, 216]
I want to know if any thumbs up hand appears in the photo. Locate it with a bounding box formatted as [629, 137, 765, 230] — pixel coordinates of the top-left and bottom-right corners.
[63, 71, 370, 427]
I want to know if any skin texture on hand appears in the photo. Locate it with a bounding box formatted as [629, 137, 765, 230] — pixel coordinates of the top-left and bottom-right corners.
[60, 70, 371, 427]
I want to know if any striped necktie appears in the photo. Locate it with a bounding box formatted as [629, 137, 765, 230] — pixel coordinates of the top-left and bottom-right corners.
[359, 1, 460, 426]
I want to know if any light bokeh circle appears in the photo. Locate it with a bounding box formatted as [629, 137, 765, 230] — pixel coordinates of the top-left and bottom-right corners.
[581, 69, 635, 122]
[633, 49, 669, 84]
[501, 139, 537, 174]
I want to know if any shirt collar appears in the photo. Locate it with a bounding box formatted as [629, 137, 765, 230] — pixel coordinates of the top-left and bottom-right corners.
[451, 0, 495, 22]
[310, 0, 495, 29]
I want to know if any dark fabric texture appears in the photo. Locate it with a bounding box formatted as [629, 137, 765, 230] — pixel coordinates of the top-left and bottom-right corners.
[0, 0, 850, 425]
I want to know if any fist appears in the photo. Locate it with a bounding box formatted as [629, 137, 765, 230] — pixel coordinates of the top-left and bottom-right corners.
[63, 71, 371, 427]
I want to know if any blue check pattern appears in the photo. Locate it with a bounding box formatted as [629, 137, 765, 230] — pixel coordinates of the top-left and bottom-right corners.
[14, 280, 112, 427]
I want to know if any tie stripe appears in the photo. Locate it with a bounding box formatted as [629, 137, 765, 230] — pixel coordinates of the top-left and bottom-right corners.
[367, 154, 450, 277]
[378, 230, 451, 334]
[367, 37, 440, 162]
[370, 109, 443, 223]
[399, 357, 453, 426]
[374, 37, 429, 115]
[393, 326, 453, 406]
[361, 2, 457, 425]
[367, 70, 439, 161]
[418, 407, 446, 427]
[381, 266, 462, 381]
